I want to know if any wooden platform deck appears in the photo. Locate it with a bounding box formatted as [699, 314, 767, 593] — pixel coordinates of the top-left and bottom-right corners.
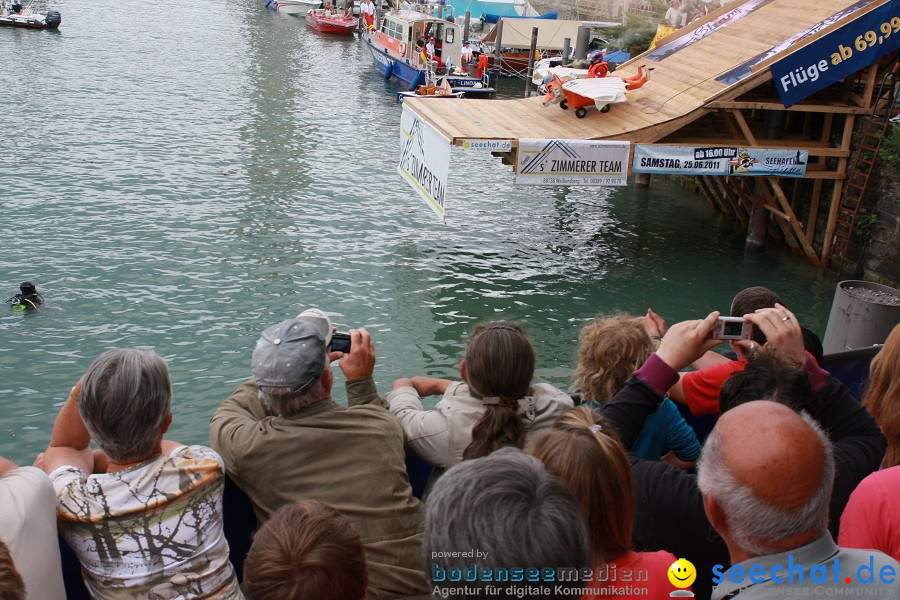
[407, 0, 887, 145]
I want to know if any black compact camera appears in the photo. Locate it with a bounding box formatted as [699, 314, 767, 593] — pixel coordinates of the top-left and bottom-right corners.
[330, 332, 352, 353]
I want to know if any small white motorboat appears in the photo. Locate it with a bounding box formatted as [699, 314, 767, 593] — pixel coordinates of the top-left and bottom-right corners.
[0, 4, 60, 29]
[266, 0, 319, 15]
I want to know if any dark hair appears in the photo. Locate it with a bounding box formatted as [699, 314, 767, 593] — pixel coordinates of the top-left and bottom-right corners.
[730, 286, 783, 345]
[720, 350, 821, 422]
[801, 327, 824, 364]
[462, 322, 535, 460]
[243, 500, 367, 600]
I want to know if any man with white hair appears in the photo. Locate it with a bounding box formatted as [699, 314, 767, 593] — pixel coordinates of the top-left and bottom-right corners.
[698, 402, 900, 599]
[594, 306, 885, 600]
[210, 309, 429, 600]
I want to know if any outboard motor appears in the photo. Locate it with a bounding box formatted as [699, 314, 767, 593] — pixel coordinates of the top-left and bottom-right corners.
[45, 10, 61, 29]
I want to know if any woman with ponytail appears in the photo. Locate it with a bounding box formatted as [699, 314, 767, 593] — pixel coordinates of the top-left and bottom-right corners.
[529, 406, 688, 599]
[388, 321, 573, 472]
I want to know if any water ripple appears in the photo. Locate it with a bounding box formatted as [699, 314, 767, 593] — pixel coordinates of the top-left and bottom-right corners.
[0, 0, 837, 463]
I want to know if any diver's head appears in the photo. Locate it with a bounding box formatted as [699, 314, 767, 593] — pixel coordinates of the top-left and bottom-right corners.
[20, 281, 36, 295]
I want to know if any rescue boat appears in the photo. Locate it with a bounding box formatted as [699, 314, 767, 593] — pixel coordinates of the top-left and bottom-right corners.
[363, 8, 495, 95]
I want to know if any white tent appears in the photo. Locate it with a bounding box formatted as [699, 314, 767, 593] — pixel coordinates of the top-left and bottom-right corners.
[482, 18, 585, 50]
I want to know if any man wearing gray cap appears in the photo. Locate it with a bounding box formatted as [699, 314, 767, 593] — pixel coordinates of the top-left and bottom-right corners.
[210, 309, 429, 600]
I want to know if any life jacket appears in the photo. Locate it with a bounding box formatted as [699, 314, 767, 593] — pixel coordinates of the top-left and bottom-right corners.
[587, 61, 608, 78]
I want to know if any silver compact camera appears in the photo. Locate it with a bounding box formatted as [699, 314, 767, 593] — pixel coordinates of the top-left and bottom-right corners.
[711, 316, 752, 340]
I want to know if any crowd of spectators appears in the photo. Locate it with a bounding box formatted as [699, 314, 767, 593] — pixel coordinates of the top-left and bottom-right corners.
[0, 287, 898, 599]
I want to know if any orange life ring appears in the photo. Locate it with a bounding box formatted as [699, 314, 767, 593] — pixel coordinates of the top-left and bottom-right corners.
[398, 42, 407, 56]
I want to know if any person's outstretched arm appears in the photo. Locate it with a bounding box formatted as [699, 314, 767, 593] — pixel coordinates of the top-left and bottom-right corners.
[387, 377, 456, 468]
[42, 378, 94, 476]
[603, 312, 720, 448]
[341, 328, 389, 408]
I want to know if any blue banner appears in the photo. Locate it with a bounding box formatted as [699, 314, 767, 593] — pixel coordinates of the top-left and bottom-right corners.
[771, 1, 900, 108]
[716, 0, 871, 86]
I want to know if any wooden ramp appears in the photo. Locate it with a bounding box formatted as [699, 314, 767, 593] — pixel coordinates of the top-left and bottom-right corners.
[407, 0, 886, 144]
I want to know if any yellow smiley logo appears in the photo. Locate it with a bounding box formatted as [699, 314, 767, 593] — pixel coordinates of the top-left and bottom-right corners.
[667, 558, 696, 588]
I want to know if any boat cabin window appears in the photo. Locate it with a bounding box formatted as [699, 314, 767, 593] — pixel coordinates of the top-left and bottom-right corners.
[445, 28, 454, 44]
[387, 20, 402, 40]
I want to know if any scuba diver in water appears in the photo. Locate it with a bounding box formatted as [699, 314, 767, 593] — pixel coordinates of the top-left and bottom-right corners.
[6, 281, 43, 311]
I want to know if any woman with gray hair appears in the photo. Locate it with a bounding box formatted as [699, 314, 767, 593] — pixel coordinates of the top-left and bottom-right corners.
[41, 348, 241, 599]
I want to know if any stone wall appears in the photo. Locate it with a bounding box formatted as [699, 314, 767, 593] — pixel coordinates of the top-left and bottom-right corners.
[859, 161, 900, 288]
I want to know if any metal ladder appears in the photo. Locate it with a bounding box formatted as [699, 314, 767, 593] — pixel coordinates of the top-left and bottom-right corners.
[828, 59, 900, 275]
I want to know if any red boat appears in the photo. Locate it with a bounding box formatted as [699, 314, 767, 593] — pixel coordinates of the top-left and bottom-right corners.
[306, 9, 356, 34]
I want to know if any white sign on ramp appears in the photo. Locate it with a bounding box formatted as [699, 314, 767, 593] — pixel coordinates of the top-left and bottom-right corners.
[461, 139, 513, 152]
[516, 139, 630, 186]
[399, 104, 451, 220]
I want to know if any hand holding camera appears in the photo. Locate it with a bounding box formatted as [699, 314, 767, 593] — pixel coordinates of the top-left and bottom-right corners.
[655, 311, 722, 371]
[337, 329, 376, 381]
[743, 304, 806, 367]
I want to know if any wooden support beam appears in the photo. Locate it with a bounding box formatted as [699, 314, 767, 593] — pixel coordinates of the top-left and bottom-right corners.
[820, 112, 834, 145]
[731, 178, 751, 217]
[758, 179, 802, 253]
[696, 176, 722, 213]
[822, 114, 856, 264]
[712, 176, 747, 227]
[766, 177, 821, 266]
[718, 109, 743, 142]
[731, 110, 758, 145]
[808, 176, 824, 243]
[862, 65, 880, 108]
[703, 175, 735, 218]
[805, 112, 832, 241]
[763, 204, 792, 222]
[846, 89, 867, 108]
[802, 171, 847, 180]
[708, 100, 869, 115]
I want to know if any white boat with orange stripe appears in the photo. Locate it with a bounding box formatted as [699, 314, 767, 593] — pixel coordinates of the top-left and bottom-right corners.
[362, 8, 495, 95]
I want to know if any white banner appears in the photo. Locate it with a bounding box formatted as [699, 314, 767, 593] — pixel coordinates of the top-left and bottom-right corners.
[727, 148, 808, 178]
[633, 145, 810, 178]
[399, 105, 451, 220]
[633, 144, 730, 176]
[515, 139, 629, 186]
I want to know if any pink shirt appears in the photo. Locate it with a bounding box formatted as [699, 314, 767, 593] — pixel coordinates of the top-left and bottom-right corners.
[839, 466, 900, 562]
[583, 550, 689, 600]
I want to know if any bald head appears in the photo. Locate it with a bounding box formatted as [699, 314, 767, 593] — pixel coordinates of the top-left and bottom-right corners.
[717, 401, 825, 510]
[698, 401, 834, 557]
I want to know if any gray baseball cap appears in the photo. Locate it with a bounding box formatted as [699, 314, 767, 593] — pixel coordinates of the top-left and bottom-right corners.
[251, 308, 334, 392]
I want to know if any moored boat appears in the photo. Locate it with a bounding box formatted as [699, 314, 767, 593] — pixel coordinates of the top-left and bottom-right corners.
[306, 9, 357, 33]
[363, 9, 495, 95]
[396, 76, 465, 103]
[0, 6, 60, 29]
[266, 0, 319, 15]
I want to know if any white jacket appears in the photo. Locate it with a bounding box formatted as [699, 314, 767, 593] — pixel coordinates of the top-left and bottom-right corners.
[386, 381, 574, 469]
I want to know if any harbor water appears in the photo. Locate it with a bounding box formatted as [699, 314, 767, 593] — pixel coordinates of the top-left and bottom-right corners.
[1, 0, 838, 465]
